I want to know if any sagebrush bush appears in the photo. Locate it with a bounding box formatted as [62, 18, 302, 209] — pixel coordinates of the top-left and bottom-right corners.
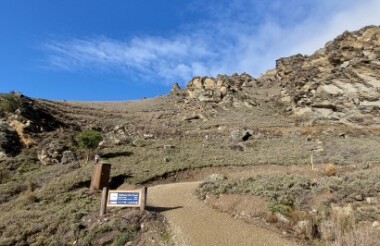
[325, 163, 337, 176]
[0, 94, 22, 113]
[197, 174, 313, 213]
[268, 200, 293, 216]
[317, 169, 380, 204]
[198, 169, 380, 223]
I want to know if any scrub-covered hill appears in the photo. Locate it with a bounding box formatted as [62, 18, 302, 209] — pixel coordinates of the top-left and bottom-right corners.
[1, 26, 380, 245]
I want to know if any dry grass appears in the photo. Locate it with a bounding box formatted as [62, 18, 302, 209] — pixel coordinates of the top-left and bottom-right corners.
[325, 163, 337, 176]
[197, 167, 380, 244]
[2, 93, 380, 244]
[329, 206, 380, 246]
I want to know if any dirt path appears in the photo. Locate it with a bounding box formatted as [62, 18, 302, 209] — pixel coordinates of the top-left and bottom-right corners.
[148, 182, 299, 246]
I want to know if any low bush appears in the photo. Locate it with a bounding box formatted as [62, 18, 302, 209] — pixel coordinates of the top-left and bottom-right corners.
[198, 174, 313, 213]
[197, 169, 380, 244]
[0, 93, 22, 113]
[317, 169, 380, 204]
[325, 163, 336, 176]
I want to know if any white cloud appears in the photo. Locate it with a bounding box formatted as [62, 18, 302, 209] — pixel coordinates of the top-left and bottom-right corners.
[43, 0, 380, 85]
[43, 35, 217, 83]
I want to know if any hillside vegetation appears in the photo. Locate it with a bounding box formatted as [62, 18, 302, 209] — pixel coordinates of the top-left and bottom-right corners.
[1, 25, 380, 245]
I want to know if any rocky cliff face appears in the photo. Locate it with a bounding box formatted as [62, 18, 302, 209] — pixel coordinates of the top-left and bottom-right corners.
[275, 25, 380, 125]
[173, 73, 267, 108]
[176, 26, 380, 125]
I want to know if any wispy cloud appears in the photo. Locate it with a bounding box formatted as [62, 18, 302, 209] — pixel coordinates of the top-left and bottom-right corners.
[42, 0, 380, 85]
[43, 35, 218, 83]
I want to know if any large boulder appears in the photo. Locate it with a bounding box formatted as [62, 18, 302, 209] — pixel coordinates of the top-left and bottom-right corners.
[293, 220, 313, 239]
[101, 125, 130, 146]
[60, 150, 79, 166]
[204, 174, 227, 183]
[37, 140, 70, 165]
[184, 73, 258, 107]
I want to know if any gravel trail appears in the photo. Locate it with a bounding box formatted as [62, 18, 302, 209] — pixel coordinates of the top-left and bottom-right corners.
[148, 182, 299, 246]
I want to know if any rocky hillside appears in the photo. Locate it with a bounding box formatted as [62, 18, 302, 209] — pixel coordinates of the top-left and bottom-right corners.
[274, 25, 380, 126]
[170, 70, 278, 110]
[0, 93, 67, 158]
[1, 25, 380, 245]
[171, 25, 380, 126]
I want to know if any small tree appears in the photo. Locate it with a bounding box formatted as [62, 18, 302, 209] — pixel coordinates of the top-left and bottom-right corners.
[77, 129, 102, 163]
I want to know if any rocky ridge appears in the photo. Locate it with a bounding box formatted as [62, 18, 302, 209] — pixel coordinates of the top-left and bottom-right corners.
[172, 26, 380, 126]
[172, 73, 265, 109]
[275, 25, 380, 125]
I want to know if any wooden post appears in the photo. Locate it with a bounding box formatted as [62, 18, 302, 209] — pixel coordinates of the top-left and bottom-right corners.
[140, 186, 147, 211]
[100, 186, 108, 216]
[90, 163, 111, 192]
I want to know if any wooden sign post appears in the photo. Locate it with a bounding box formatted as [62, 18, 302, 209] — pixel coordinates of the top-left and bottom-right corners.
[90, 163, 111, 192]
[100, 187, 108, 216]
[140, 187, 147, 211]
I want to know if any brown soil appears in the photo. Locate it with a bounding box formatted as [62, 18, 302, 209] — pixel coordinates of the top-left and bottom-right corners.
[146, 163, 380, 245]
[148, 181, 299, 246]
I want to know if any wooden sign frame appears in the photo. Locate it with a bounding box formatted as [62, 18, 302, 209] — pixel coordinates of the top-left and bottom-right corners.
[107, 189, 142, 207]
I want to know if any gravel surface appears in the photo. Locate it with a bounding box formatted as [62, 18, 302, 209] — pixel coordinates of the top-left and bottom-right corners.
[148, 182, 299, 246]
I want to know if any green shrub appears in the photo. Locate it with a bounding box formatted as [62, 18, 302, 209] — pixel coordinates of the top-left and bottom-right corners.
[317, 169, 380, 203]
[112, 234, 130, 246]
[268, 200, 293, 216]
[0, 94, 22, 113]
[197, 174, 313, 214]
[76, 129, 102, 163]
[161, 230, 170, 243]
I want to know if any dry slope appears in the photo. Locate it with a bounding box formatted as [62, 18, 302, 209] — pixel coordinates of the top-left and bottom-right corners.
[148, 182, 298, 246]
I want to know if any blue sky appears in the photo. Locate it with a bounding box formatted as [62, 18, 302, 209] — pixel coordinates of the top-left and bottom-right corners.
[1, 0, 380, 100]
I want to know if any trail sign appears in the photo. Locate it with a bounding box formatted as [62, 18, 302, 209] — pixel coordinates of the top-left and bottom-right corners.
[108, 191, 140, 206]
[107, 188, 146, 210]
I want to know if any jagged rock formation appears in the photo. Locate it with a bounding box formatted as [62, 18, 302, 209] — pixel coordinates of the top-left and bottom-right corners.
[176, 25, 380, 125]
[37, 140, 78, 165]
[170, 82, 181, 95]
[275, 25, 380, 125]
[181, 73, 259, 108]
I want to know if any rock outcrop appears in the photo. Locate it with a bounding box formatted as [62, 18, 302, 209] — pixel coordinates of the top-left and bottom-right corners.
[182, 73, 259, 108]
[0, 121, 22, 157]
[101, 125, 130, 146]
[274, 25, 380, 125]
[37, 140, 70, 165]
[8, 119, 36, 148]
[0, 93, 67, 156]
[60, 150, 79, 166]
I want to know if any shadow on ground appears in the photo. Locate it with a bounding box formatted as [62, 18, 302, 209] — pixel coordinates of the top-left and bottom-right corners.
[146, 206, 183, 212]
[109, 174, 132, 189]
[101, 151, 133, 159]
[68, 179, 92, 191]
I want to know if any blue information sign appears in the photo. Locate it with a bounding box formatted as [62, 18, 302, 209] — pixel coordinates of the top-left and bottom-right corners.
[108, 190, 142, 207]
